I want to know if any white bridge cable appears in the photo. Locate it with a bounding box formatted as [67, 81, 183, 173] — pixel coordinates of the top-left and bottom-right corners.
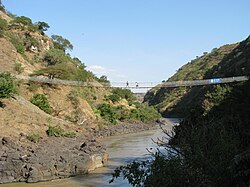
[6, 73, 250, 88]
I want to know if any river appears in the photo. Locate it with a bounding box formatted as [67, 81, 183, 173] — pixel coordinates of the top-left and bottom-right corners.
[0, 119, 178, 187]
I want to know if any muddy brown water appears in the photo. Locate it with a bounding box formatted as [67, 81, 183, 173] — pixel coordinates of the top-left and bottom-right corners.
[0, 119, 178, 187]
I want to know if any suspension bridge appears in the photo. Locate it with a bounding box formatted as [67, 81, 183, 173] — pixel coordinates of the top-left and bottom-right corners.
[10, 73, 249, 89]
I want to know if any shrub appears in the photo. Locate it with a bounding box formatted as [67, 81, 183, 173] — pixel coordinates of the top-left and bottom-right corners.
[0, 72, 17, 99]
[15, 44, 25, 54]
[98, 75, 110, 86]
[107, 94, 120, 103]
[97, 103, 117, 125]
[14, 62, 24, 74]
[203, 85, 232, 113]
[8, 33, 25, 54]
[133, 103, 161, 123]
[46, 125, 64, 137]
[106, 88, 136, 103]
[30, 94, 52, 114]
[46, 125, 76, 138]
[0, 18, 7, 37]
[112, 88, 135, 101]
[27, 133, 40, 143]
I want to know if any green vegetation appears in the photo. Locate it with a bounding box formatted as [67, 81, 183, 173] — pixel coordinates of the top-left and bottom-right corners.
[8, 33, 25, 54]
[97, 103, 118, 125]
[7, 32, 41, 55]
[203, 84, 232, 113]
[145, 37, 250, 117]
[0, 72, 17, 100]
[51, 35, 73, 52]
[33, 62, 95, 81]
[64, 90, 84, 123]
[46, 125, 64, 137]
[14, 62, 24, 74]
[23, 36, 40, 51]
[33, 48, 96, 81]
[35, 21, 49, 35]
[27, 133, 41, 143]
[0, 18, 7, 37]
[97, 75, 110, 86]
[107, 88, 135, 103]
[46, 125, 76, 138]
[97, 102, 160, 125]
[43, 48, 71, 65]
[9, 16, 38, 32]
[30, 93, 52, 114]
[107, 93, 120, 103]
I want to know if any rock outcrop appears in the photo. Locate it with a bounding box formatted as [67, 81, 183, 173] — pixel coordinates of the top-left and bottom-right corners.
[0, 136, 108, 183]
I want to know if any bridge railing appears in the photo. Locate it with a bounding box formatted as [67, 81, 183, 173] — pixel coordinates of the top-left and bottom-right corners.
[160, 76, 249, 88]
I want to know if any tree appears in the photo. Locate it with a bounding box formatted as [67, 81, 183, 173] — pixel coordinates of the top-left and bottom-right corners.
[99, 75, 110, 86]
[35, 21, 50, 35]
[30, 94, 51, 114]
[32, 62, 88, 81]
[72, 57, 84, 67]
[51, 35, 73, 52]
[44, 48, 71, 65]
[32, 63, 71, 79]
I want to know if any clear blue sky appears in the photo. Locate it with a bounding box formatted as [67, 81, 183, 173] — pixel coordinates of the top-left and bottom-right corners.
[3, 0, 250, 85]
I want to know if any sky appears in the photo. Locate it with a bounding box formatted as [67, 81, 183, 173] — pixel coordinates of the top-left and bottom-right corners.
[2, 0, 250, 90]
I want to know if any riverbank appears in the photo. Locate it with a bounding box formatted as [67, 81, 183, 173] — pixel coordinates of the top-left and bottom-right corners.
[0, 123, 175, 187]
[0, 120, 162, 184]
[94, 121, 160, 137]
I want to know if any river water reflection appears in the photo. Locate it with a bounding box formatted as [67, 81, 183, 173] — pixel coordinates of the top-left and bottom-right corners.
[1, 119, 177, 187]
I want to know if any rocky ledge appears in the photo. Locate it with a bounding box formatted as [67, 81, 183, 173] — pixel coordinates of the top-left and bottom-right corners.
[0, 136, 108, 184]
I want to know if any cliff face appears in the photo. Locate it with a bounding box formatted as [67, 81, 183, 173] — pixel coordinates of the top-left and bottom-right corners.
[144, 36, 250, 117]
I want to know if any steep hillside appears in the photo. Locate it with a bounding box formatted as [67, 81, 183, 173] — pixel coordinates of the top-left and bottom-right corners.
[0, 10, 106, 129]
[0, 5, 161, 135]
[144, 36, 250, 117]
